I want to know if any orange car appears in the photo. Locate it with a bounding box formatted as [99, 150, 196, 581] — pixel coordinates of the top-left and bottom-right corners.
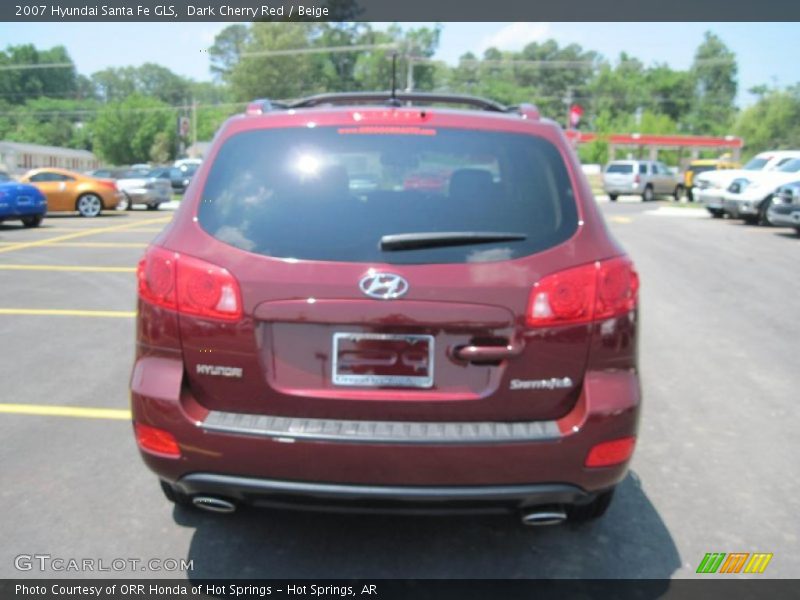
[20, 168, 121, 217]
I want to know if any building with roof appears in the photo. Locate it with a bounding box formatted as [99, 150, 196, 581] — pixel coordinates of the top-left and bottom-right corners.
[0, 141, 100, 176]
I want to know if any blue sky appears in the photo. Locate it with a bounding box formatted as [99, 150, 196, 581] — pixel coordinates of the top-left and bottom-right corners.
[1, 22, 798, 106]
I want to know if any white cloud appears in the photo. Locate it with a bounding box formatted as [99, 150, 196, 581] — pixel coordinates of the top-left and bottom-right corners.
[478, 22, 551, 54]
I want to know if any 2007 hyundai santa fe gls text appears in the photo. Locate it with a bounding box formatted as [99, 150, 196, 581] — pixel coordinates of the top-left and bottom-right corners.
[130, 92, 641, 526]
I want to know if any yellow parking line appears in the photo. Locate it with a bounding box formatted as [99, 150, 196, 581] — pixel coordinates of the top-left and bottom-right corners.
[0, 216, 170, 254]
[0, 242, 147, 248]
[0, 403, 131, 420]
[609, 216, 633, 224]
[0, 308, 136, 318]
[0, 265, 135, 273]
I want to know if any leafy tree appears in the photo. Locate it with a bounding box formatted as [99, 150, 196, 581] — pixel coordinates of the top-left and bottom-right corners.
[734, 86, 800, 154]
[208, 24, 251, 82]
[91, 64, 190, 105]
[0, 44, 79, 104]
[227, 22, 324, 100]
[687, 32, 738, 134]
[93, 94, 176, 164]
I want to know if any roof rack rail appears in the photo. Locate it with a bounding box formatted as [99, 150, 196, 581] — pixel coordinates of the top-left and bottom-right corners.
[245, 98, 289, 115]
[244, 92, 541, 121]
[506, 103, 541, 120]
[287, 91, 510, 113]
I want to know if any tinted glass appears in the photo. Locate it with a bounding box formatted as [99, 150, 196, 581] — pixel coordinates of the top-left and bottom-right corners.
[606, 164, 633, 174]
[743, 158, 769, 170]
[778, 159, 800, 173]
[639, 163, 648, 174]
[689, 165, 716, 175]
[198, 127, 578, 264]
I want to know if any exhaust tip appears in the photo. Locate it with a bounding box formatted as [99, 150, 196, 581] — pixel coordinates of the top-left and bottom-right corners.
[520, 508, 567, 526]
[192, 496, 237, 514]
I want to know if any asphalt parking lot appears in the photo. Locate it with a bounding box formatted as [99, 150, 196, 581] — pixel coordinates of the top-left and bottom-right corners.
[0, 201, 797, 580]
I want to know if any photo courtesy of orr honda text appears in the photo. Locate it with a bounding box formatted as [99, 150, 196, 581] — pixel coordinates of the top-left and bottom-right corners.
[0, 0, 798, 596]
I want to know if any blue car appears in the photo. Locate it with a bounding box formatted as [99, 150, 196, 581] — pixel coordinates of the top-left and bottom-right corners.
[0, 172, 47, 227]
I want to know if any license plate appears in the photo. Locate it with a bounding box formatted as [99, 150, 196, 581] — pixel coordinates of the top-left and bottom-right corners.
[332, 333, 434, 388]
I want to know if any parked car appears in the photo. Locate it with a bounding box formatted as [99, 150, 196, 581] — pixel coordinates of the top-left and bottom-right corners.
[131, 92, 641, 525]
[0, 171, 47, 227]
[149, 164, 199, 195]
[20, 168, 121, 217]
[767, 182, 800, 235]
[115, 168, 173, 211]
[683, 159, 740, 202]
[602, 160, 683, 202]
[174, 158, 202, 170]
[722, 158, 800, 225]
[693, 150, 800, 218]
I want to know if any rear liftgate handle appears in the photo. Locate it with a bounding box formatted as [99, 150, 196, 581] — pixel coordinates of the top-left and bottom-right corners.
[451, 341, 524, 363]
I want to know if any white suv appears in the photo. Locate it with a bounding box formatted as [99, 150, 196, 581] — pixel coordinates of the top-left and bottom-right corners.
[693, 150, 800, 218]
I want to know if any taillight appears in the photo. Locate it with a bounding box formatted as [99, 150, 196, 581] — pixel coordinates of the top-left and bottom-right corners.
[634, 174, 640, 184]
[98, 179, 117, 191]
[526, 257, 638, 327]
[137, 246, 242, 321]
[134, 423, 181, 458]
[585, 436, 636, 467]
[176, 254, 242, 321]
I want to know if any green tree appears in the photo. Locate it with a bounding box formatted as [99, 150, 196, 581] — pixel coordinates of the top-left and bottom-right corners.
[688, 32, 738, 134]
[227, 22, 324, 100]
[0, 44, 79, 104]
[734, 87, 800, 154]
[208, 24, 251, 82]
[93, 94, 176, 164]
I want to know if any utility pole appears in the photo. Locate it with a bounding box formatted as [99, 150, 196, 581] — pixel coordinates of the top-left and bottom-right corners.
[405, 40, 414, 92]
[564, 88, 573, 130]
[191, 98, 197, 156]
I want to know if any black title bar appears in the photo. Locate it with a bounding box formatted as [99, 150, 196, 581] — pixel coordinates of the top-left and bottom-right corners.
[3, 0, 800, 21]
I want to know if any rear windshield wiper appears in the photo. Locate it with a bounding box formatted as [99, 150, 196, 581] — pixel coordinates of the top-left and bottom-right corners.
[380, 231, 527, 251]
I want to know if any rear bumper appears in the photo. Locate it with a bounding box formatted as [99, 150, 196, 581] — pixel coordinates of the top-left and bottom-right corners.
[0, 205, 46, 218]
[175, 474, 597, 514]
[767, 205, 800, 227]
[603, 184, 643, 195]
[123, 189, 170, 205]
[131, 356, 640, 503]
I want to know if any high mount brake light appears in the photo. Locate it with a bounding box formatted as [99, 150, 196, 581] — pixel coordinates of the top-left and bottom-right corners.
[137, 246, 242, 321]
[526, 257, 638, 327]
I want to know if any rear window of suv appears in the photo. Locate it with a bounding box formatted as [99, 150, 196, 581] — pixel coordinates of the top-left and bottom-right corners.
[606, 163, 633, 174]
[197, 127, 578, 264]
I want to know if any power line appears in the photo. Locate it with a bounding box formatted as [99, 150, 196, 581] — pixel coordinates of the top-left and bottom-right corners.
[241, 43, 398, 58]
[0, 62, 74, 72]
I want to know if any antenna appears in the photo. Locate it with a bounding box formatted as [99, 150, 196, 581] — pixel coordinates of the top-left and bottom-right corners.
[388, 52, 401, 107]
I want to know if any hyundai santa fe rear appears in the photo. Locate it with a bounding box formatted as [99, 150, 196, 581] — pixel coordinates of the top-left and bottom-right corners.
[131, 92, 640, 525]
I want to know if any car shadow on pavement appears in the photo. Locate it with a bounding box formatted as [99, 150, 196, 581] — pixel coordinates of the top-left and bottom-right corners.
[176, 471, 679, 581]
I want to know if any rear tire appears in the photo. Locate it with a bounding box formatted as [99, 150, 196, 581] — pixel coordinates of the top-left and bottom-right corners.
[708, 209, 724, 219]
[567, 489, 615, 523]
[159, 480, 191, 507]
[795, 227, 800, 237]
[21, 215, 43, 228]
[642, 186, 654, 202]
[76, 193, 103, 218]
[608, 194, 618, 202]
[146, 203, 159, 211]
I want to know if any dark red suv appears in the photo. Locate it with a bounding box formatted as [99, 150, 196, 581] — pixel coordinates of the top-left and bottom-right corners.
[131, 92, 640, 525]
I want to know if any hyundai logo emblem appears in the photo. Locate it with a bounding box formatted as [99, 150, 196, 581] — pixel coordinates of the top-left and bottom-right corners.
[359, 272, 409, 300]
